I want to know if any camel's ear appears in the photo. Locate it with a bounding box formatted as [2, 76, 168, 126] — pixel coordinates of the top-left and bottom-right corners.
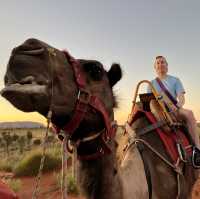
[107, 63, 122, 87]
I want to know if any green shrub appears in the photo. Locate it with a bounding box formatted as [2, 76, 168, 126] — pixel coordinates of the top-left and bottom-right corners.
[49, 146, 62, 159]
[67, 175, 79, 195]
[54, 172, 79, 195]
[4, 179, 21, 193]
[13, 149, 62, 176]
[33, 139, 41, 146]
[47, 135, 55, 143]
[0, 159, 13, 172]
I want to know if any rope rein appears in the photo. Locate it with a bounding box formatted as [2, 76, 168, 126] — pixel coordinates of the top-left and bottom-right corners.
[128, 138, 181, 172]
[31, 110, 52, 199]
[61, 135, 68, 199]
[32, 48, 58, 199]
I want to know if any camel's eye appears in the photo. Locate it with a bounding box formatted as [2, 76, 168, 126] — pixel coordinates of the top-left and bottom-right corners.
[84, 62, 103, 81]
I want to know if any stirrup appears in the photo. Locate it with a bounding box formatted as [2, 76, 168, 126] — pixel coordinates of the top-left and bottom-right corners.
[192, 146, 200, 169]
[176, 143, 187, 162]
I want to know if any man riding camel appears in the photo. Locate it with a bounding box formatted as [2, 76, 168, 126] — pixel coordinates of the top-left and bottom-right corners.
[147, 55, 200, 168]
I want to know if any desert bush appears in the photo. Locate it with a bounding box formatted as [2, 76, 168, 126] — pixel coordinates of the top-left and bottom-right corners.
[17, 136, 26, 154]
[0, 158, 14, 172]
[47, 135, 55, 143]
[13, 149, 62, 176]
[67, 175, 79, 195]
[12, 134, 19, 142]
[26, 131, 33, 149]
[2, 132, 13, 156]
[33, 139, 41, 146]
[54, 172, 79, 195]
[4, 179, 21, 193]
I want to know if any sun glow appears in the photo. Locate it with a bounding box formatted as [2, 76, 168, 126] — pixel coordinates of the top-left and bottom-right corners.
[0, 94, 199, 125]
[0, 97, 46, 124]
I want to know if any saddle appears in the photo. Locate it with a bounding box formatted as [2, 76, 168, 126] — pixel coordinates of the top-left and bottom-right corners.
[130, 93, 194, 165]
[130, 109, 192, 164]
[128, 79, 200, 168]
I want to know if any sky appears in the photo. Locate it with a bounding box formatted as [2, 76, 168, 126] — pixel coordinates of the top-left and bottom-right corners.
[0, 0, 200, 124]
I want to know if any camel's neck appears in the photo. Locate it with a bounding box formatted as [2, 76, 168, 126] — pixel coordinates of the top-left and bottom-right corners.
[78, 140, 123, 199]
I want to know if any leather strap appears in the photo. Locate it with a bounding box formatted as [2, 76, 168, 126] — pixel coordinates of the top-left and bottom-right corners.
[136, 120, 167, 136]
[156, 77, 178, 108]
[52, 50, 117, 159]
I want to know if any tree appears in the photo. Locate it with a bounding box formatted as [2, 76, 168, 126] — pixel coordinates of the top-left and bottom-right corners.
[33, 139, 41, 146]
[0, 137, 5, 153]
[12, 134, 19, 142]
[18, 136, 26, 154]
[2, 132, 12, 157]
[26, 131, 33, 150]
[11, 133, 19, 151]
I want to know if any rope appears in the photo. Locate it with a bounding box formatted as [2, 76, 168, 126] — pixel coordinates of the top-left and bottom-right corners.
[73, 147, 78, 184]
[61, 135, 68, 199]
[176, 172, 181, 199]
[32, 47, 56, 199]
[128, 138, 181, 172]
[31, 110, 52, 199]
[125, 137, 183, 199]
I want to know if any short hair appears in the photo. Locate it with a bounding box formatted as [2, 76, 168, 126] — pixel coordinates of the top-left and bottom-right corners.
[154, 55, 168, 67]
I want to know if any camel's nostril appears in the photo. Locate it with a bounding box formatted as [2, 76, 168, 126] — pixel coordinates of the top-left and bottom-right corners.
[18, 48, 44, 55]
[11, 38, 44, 56]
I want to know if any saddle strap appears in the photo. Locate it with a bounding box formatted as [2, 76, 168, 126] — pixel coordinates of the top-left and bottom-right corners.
[136, 120, 167, 136]
[155, 77, 178, 107]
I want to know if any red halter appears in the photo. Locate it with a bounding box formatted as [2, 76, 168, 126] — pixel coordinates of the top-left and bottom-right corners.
[53, 50, 117, 159]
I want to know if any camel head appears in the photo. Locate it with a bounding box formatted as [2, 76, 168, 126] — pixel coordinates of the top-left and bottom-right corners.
[1, 38, 122, 133]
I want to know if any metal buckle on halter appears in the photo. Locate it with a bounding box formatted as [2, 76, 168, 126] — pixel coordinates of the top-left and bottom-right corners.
[192, 146, 200, 169]
[176, 143, 187, 163]
[156, 95, 163, 100]
[77, 89, 91, 104]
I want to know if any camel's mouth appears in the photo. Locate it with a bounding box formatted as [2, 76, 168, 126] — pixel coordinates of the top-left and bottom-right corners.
[1, 79, 47, 96]
[1, 75, 49, 112]
[0, 41, 52, 112]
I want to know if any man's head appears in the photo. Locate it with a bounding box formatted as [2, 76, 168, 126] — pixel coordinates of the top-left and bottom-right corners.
[154, 56, 168, 78]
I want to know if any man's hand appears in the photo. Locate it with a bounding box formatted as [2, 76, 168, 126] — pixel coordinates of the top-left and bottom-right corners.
[170, 104, 179, 112]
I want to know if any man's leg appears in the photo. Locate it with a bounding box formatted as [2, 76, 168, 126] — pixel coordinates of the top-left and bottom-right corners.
[149, 99, 171, 132]
[178, 108, 200, 169]
[178, 108, 200, 148]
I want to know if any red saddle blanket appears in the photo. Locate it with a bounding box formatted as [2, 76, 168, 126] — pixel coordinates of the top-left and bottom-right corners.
[130, 110, 192, 163]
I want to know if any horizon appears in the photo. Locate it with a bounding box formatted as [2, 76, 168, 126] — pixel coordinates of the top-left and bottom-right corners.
[0, 0, 200, 124]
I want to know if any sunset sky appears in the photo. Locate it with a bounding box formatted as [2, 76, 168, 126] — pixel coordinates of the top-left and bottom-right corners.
[0, 0, 200, 124]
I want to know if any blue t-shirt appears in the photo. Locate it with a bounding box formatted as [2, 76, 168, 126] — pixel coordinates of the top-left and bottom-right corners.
[147, 75, 185, 99]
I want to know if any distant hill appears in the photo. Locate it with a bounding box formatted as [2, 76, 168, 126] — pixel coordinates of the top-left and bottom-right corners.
[0, 121, 45, 129]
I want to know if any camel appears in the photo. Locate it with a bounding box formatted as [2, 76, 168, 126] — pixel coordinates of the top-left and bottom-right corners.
[1, 38, 198, 199]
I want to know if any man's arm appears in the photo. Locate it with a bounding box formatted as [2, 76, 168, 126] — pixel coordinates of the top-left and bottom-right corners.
[177, 92, 185, 108]
[175, 78, 185, 108]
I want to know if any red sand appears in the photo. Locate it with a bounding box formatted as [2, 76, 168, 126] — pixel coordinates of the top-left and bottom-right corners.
[17, 172, 85, 199]
[1, 171, 200, 199]
[1, 171, 85, 199]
